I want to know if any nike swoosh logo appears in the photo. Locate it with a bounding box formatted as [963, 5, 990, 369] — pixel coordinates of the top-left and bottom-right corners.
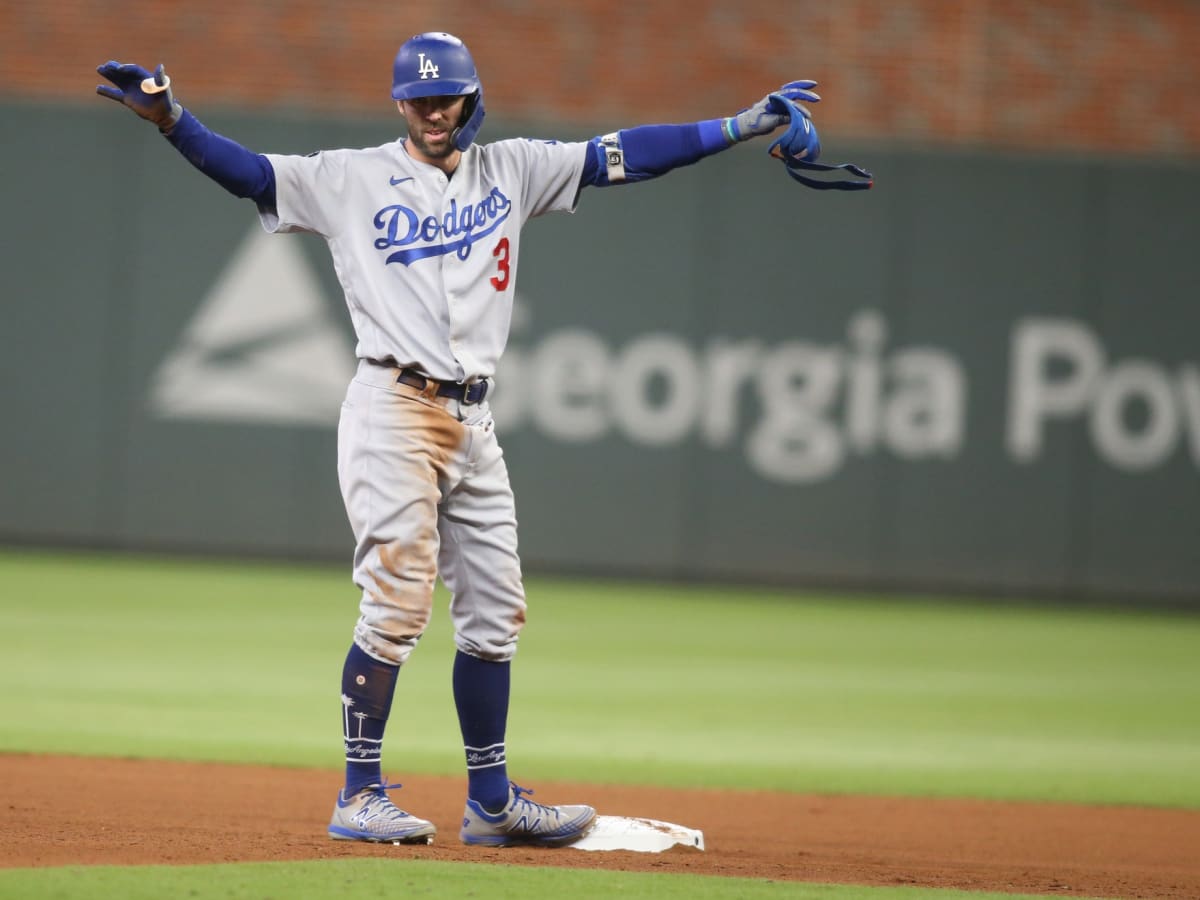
[390, 176, 414, 186]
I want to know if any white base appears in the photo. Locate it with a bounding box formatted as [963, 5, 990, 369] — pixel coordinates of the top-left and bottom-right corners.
[572, 815, 705, 853]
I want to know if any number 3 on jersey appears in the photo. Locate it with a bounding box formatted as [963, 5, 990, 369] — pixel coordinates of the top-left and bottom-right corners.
[490, 237, 511, 291]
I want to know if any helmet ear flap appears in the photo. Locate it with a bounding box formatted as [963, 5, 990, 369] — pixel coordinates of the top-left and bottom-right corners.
[453, 90, 486, 151]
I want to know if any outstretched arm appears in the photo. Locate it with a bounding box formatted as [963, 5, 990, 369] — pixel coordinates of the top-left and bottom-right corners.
[96, 61, 276, 207]
[580, 81, 822, 187]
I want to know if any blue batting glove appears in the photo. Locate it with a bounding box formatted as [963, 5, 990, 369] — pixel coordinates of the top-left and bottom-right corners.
[96, 61, 183, 131]
[767, 96, 821, 162]
[775, 80, 822, 106]
[766, 94, 874, 191]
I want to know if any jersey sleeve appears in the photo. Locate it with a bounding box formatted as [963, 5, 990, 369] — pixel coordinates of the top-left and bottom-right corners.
[509, 139, 589, 220]
[257, 149, 351, 237]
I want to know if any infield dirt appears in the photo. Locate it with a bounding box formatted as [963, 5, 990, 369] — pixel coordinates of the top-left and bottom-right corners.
[3, 754, 1198, 897]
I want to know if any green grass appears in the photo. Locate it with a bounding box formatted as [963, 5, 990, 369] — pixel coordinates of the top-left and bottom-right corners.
[0, 859, 1109, 900]
[1, 548, 1199, 807]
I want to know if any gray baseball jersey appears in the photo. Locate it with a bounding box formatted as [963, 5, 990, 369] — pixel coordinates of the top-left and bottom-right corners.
[255, 135, 589, 669]
[258, 138, 588, 382]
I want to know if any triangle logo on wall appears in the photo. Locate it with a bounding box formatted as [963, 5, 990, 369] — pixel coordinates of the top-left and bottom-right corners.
[148, 227, 356, 427]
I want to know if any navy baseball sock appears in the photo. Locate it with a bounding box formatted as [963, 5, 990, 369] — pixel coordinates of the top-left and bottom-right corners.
[453, 650, 511, 812]
[340, 642, 399, 796]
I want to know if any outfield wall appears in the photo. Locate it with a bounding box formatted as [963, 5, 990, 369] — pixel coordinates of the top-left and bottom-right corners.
[1, 103, 1197, 604]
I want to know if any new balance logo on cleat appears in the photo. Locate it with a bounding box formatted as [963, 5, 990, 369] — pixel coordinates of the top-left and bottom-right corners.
[514, 813, 541, 833]
[350, 805, 380, 830]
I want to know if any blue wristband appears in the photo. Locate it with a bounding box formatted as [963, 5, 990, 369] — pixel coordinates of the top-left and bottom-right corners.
[703, 118, 737, 150]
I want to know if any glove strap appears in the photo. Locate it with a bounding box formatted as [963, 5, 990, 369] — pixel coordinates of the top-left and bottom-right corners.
[784, 160, 874, 191]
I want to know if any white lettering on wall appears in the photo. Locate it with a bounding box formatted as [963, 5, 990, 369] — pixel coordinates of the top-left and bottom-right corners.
[1007, 318, 1200, 470]
[494, 310, 966, 484]
[493, 310, 1196, 483]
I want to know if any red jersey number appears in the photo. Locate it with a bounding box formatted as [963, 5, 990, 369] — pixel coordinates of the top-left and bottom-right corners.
[490, 238, 511, 291]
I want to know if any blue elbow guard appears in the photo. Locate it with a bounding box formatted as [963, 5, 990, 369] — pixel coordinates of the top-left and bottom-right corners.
[585, 133, 629, 187]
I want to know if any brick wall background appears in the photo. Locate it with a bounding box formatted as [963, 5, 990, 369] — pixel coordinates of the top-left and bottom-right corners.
[4, 0, 1198, 156]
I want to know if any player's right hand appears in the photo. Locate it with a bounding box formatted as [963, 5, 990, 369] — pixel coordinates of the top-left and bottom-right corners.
[96, 61, 183, 131]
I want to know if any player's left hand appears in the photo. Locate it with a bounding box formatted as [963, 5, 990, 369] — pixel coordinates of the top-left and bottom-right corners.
[96, 61, 183, 131]
[726, 80, 820, 142]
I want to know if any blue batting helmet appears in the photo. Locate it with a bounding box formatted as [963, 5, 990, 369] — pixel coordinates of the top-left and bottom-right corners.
[392, 32, 485, 151]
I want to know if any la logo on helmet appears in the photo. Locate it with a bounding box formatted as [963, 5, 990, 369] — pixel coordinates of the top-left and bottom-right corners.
[417, 53, 440, 79]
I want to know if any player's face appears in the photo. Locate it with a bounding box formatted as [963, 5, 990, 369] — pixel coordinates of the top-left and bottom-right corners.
[399, 95, 468, 163]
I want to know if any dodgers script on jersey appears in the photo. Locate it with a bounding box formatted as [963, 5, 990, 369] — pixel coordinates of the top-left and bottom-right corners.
[259, 138, 588, 382]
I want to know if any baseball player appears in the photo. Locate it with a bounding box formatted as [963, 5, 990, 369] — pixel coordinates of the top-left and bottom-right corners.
[96, 31, 865, 848]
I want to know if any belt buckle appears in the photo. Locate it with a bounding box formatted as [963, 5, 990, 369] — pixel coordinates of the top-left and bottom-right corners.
[461, 380, 487, 405]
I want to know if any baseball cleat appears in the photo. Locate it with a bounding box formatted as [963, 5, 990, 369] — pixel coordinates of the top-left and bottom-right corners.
[460, 782, 597, 847]
[328, 782, 436, 844]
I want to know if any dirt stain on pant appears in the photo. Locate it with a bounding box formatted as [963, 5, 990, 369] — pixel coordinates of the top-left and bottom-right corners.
[341, 364, 527, 666]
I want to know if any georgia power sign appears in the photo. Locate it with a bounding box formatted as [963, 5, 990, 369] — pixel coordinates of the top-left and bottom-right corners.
[150, 228, 1200, 483]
